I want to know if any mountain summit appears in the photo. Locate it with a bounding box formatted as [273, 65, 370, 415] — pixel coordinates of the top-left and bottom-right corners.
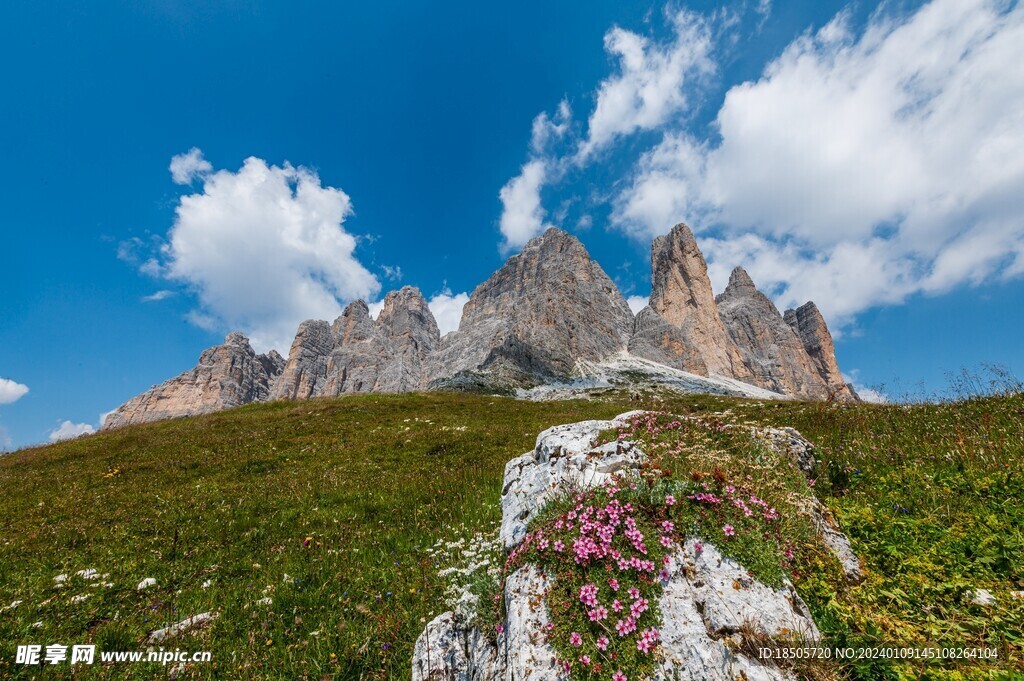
[102, 226, 857, 429]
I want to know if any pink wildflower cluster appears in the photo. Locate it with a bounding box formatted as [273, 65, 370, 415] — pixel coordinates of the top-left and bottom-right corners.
[681, 478, 783, 544]
[520, 481, 669, 678]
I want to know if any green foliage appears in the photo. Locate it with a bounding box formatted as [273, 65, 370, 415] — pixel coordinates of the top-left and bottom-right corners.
[0, 389, 1021, 678]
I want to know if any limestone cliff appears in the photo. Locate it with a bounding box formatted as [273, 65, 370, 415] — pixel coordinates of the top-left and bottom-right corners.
[102, 333, 282, 429]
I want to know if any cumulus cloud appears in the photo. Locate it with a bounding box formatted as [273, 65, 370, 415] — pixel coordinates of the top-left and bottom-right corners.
[531, 99, 572, 155]
[498, 11, 715, 251]
[577, 9, 714, 161]
[613, 0, 1024, 327]
[48, 421, 96, 442]
[843, 371, 887, 403]
[626, 295, 649, 314]
[169, 147, 213, 185]
[153, 151, 380, 352]
[428, 289, 470, 336]
[499, 160, 552, 253]
[0, 378, 29, 405]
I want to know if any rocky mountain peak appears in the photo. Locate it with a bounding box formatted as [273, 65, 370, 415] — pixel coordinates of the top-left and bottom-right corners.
[332, 300, 376, 343]
[647, 224, 750, 378]
[725, 266, 757, 293]
[423, 228, 633, 389]
[106, 222, 859, 429]
[223, 331, 253, 348]
[102, 332, 281, 430]
[376, 286, 440, 350]
[784, 301, 857, 401]
[716, 269, 849, 400]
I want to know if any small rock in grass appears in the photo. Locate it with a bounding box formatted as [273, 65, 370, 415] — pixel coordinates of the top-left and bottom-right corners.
[968, 589, 996, 606]
[76, 569, 98, 580]
[0, 600, 22, 613]
[31, 621, 43, 629]
[146, 612, 218, 645]
[70, 594, 89, 604]
[53, 574, 68, 584]
[137, 578, 157, 591]
[256, 597, 273, 606]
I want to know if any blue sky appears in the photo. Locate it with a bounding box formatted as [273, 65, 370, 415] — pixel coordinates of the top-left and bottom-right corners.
[2, 0, 1022, 450]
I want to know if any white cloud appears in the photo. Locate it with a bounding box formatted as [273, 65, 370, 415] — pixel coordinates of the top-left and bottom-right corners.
[498, 159, 552, 252]
[497, 8, 715, 252]
[842, 371, 887, 403]
[855, 386, 887, 404]
[141, 290, 175, 302]
[155, 152, 380, 352]
[577, 9, 715, 161]
[614, 0, 1024, 328]
[380, 264, 403, 282]
[99, 410, 117, 429]
[0, 378, 29, 405]
[48, 421, 96, 442]
[531, 99, 572, 155]
[626, 295, 649, 314]
[428, 289, 470, 336]
[169, 147, 213, 185]
[367, 300, 384, 320]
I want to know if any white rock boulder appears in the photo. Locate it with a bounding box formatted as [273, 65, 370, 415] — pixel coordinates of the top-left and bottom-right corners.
[415, 411, 859, 680]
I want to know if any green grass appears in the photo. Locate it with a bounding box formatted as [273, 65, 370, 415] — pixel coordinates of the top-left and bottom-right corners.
[0, 390, 1022, 679]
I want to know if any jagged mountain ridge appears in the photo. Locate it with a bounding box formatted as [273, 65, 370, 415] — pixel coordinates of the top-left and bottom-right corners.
[102, 226, 857, 429]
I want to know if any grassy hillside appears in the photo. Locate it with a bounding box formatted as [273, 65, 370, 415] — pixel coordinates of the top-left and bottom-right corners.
[0, 390, 1022, 679]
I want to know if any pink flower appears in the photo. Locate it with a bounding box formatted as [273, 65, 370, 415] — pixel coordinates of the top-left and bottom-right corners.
[637, 627, 660, 653]
[578, 655, 591, 666]
[658, 568, 671, 581]
[659, 535, 672, 547]
[630, 597, 649, 618]
[596, 635, 610, 651]
[612, 599, 623, 612]
[588, 606, 609, 622]
[665, 495, 675, 506]
[553, 540, 564, 552]
[615, 618, 636, 636]
[722, 524, 735, 537]
[607, 578, 620, 591]
[579, 583, 599, 607]
[613, 671, 627, 681]
[693, 540, 703, 553]
[569, 631, 582, 646]
[661, 520, 674, 532]
[628, 587, 641, 600]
